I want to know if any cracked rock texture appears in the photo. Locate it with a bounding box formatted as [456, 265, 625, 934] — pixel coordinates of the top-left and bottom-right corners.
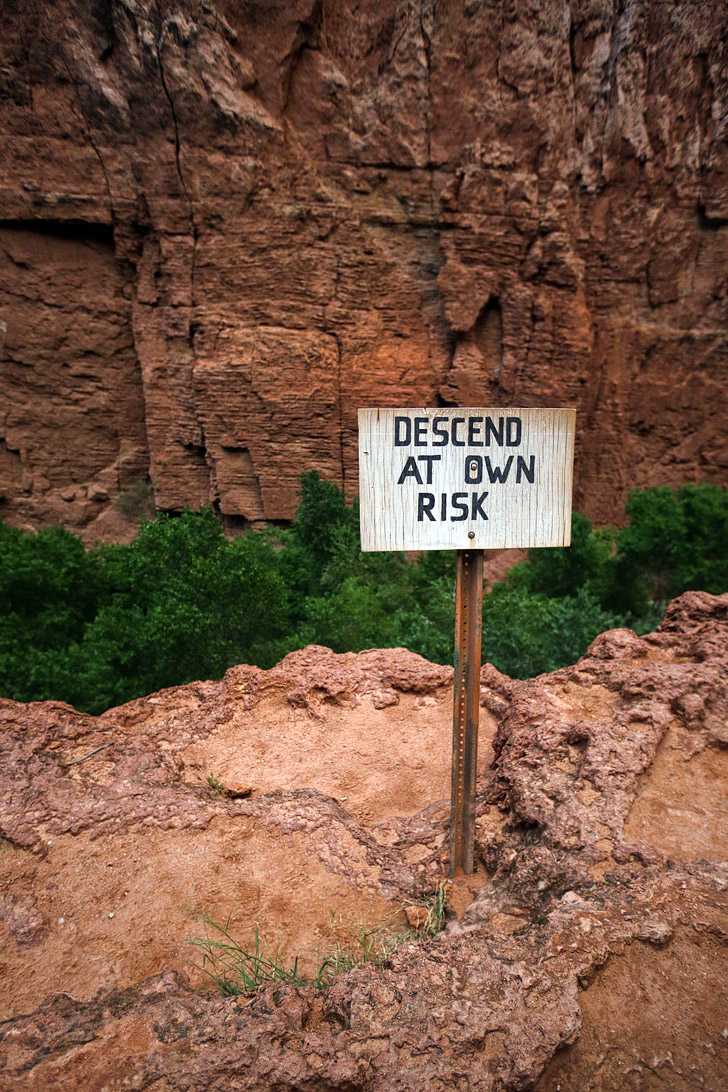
[1, 591, 727, 1090]
[1, 1, 727, 539]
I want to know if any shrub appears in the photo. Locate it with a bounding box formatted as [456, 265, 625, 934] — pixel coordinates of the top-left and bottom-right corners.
[519, 512, 617, 603]
[0, 509, 290, 713]
[75, 510, 290, 709]
[0, 523, 104, 704]
[610, 483, 728, 613]
[481, 584, 625, 679]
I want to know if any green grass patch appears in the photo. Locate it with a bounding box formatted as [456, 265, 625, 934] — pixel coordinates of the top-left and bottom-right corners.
[189, 883, 450, 997]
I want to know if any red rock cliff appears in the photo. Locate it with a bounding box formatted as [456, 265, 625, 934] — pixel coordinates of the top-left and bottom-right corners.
[1, 1, 726, 539]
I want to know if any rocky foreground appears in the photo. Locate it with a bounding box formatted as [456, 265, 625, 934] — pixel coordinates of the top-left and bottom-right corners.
[1, 592, 727, 1090]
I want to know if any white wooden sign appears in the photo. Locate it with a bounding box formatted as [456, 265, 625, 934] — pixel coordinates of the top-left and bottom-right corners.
[358, 408, 576, 551]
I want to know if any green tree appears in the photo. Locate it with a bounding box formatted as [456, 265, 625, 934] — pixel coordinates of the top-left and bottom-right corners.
[0, 522, 102, 648]
[610, 483, 728, 613]
[288, 470, 354, 591]
[480, 583, 624, 679]
[520, 512, 616, 602]
[76, 510, 290, 710]
[0, 523, 104, 703]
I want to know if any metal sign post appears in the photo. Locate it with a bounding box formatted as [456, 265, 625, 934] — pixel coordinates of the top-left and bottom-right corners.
[358, 407, 576, 878]
[450, 548, 484, 875]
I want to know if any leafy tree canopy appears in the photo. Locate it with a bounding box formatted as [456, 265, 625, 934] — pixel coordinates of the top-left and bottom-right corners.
[0, 479, 725, 714]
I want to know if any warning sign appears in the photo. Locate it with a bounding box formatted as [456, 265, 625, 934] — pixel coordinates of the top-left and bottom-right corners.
[358, 407, 576, 552]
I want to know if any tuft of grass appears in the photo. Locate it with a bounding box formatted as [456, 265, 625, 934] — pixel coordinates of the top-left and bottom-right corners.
[188, 915, 329, 995]
[188, 883, 450, 998]
[403, 880, 448, 937]
[206, 773, 226, 795]
[318, 922, 404, 979]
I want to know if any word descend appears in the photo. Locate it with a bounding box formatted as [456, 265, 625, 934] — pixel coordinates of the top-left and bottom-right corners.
[359, 408, 576, 552]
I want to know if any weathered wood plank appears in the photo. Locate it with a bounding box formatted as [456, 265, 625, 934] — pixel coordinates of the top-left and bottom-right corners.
[358, 407, 576, 551]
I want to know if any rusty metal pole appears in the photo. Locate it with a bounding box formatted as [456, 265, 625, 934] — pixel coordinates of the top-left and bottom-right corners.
[449, 548, 484, 876]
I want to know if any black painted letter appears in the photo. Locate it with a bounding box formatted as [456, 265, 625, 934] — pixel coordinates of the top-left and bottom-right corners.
[417, 454, 441, 484]
[451, 418, 466, 446]
[485, 417, 504, 446]
[414, 417, 429, 446]
[506, 416, 522, 446]
[417, 493, 435, 521]
[484, 456, 513, 483]
[397, 456, 423, 485]
[516, 455, 535, 483]
[432, 417, 449, 446]
[394, 417, 412, 446]
[450, 492, 469, 521]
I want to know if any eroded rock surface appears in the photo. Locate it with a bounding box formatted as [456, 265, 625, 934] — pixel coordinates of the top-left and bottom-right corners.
[1, 592, 726, 1090]
[1, 1, 727, 538]
[0, 646, 468, 1020]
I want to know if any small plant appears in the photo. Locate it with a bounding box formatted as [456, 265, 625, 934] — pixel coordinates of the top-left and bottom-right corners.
[318, 922, 404, 979]
[206, 773, 225, 795]
[188, 884, 450, 998]
[189, 916, 318, 996]
[401, 880, 449, 936]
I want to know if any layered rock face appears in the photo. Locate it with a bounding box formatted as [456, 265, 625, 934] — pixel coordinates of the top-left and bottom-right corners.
[0, 592, 727, 1089]
[1, 1, 727, 539]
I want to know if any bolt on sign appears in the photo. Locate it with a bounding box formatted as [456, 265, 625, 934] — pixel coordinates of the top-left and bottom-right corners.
[358, 408, 576, 875]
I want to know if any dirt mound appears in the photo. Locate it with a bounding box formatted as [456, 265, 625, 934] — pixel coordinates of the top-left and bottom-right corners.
[0, 647, 491, 1018]
[1, 594, 727, 1090]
